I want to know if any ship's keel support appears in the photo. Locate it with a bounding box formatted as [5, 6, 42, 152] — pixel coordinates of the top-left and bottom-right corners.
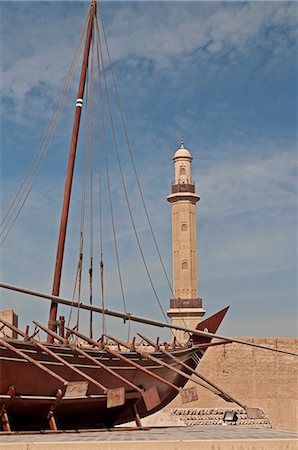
[47, 411, 57, 431]
[133, 404, 142, 428]
[47, 389, 63, 431]
[0, 386, 15, 432]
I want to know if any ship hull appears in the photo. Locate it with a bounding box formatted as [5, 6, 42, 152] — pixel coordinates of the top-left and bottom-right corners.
[0, 339, 201, 431]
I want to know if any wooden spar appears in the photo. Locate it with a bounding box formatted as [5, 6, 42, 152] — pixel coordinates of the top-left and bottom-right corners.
[105, 334, 219, 395]
[62, 345, 127, 408]
[0, 317, 108, 393]
[33, 321, 135, 407]
[2, 282, 297, 357]
[1, 318, 128, 408]
[72, 344, 143, 393]
[48, 0, 97, 341]
[0, 338, 67, 385]
[194, 340, 233, 349]
[0, 317, 32, 340]
[65, 328, 144, 393]
[62, 326, 179, 392]
[66, 327, 161, 411]
[33, 341, 108, 392]
[33, 321, 109, 393]
[104, 346, 180, 392]
[0, 386, 15, 432]
[1, 318, 139, 409]
[138, 333, 246, 409]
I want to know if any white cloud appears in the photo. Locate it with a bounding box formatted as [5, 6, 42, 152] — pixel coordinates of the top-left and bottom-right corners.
[104, 2, 296, 62]
[1, 2, 296, 122]
[198, 149, 296, 220]
[207, 41, 223, 53]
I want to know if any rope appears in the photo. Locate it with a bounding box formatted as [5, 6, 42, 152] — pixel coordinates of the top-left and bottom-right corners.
[96, 36, 106, 336]
[67, 245, 81, 328]
[88, 32, 95, 339]
[76, 243, 84, 332]
[0, 14, 88, 247]
[95, 17, 128, 319]
[97, 4, 192, 336]
[72, 64, 91, 332]
[97, 6, 174, 299]
[95, 12, 169, 326]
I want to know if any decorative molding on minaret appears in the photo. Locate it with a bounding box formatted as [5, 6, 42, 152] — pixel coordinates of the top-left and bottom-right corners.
[167, 141, 205, 343]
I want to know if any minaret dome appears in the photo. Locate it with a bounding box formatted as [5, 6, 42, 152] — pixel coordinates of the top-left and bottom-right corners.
[173, 142, 193, 185]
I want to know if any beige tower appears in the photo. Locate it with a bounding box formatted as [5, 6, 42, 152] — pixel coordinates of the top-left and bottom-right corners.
[167, 141, 205, 342]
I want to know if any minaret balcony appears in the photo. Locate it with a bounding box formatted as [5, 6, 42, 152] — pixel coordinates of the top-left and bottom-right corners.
[170, 298, 203, 309]
[171, 181, 195, 194]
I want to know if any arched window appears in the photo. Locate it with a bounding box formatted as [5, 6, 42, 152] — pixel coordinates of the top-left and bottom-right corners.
[182, 261, 188, 270]
[181, 223, 187, 231]
[180, 167, 186, 175]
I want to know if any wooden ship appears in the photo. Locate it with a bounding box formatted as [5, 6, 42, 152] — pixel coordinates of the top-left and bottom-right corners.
[0, 0, 296, 433]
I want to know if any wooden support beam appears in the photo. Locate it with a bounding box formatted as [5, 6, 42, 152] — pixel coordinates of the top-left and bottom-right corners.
[105, 345, 180, 392]
[66, 328, 161, 411]
[2, 282, 297, 357]
[69, 345, 126, 408]
[194, 340, 233, 349]
[133, 404, 142, 428]
[64, 327, 178, 391]
[106, 334, 205, 404]
[47, 411, 57, 431]
[105, 334, 213, 398]
[138, 332, 246, 409]
[0, 338, 68, 385]
[0, 386, 15, 432]
[33, 321, 108, 393]
[66, 329, 141, 393]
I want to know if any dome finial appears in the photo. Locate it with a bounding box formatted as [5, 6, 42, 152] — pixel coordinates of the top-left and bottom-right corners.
[180, 137, 184, 148]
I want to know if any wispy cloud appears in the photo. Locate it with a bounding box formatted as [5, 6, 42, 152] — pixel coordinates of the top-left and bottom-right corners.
[104, 2, 296, 64]
[1, 2, 296, 122]
[198, 147, 296, 220]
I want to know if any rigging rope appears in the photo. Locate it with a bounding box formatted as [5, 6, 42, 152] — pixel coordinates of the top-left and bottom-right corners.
[97, 5, 175, 300]
[88, 34, 95, 339]
[95, 19, 128, 321]
[95, 13, 170, 327]
[67, 244, 81, 329]
[97, 4, 191, 336]
[0, 14, 89, 248]
[96, 39, 106, 336]
[73, 67, 90, 333]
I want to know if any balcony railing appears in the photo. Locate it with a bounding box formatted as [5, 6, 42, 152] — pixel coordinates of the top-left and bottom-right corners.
[170, 298, 203, 309]
[172, 179, 195, 186]
[171, 183, 196, 194]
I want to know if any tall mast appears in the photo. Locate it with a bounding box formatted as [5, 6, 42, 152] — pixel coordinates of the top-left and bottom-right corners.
[47, 1, 96, 342]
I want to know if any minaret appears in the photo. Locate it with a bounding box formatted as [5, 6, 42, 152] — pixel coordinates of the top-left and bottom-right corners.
[167, 140, 205, 342]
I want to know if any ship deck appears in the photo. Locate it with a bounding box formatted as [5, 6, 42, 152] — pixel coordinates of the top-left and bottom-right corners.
[0, 425, 297, 450]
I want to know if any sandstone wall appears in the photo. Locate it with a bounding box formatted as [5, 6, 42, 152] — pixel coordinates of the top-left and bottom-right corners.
[0, 309, 18, 339]
[168, 338, 298, 432]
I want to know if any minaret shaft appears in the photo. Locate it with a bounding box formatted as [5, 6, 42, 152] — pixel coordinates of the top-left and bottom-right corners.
[167, 142, 205, 342]
[172, 200, 198, 300]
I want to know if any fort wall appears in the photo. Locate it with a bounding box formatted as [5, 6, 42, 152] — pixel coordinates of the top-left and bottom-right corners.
[0, 309, 18, 339]
[169, 337, 298, 432]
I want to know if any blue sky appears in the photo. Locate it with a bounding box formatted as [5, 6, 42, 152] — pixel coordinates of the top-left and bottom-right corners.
[0, 1, 297, 340]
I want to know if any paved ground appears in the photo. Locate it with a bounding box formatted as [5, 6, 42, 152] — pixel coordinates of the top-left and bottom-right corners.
[1, 425, 297, 443]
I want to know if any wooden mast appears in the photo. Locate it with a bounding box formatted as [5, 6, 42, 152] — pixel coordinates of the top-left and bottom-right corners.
[48, 1, 96, 342]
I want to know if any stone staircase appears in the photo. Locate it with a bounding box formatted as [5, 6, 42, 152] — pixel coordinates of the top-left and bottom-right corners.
[171, 407, 273, 428]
